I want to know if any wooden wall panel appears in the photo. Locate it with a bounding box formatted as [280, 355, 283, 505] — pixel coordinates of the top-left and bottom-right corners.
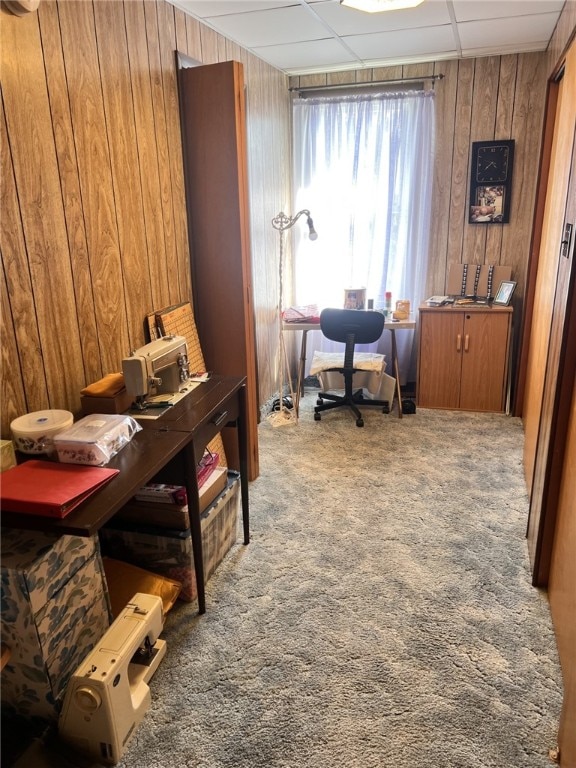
[94, 0, 154, 349]
[0, 104, 45, 414]
[184, 13, 202, 61]
[57, 0, 129, 371]
[0, 0, 290, 435]
[463, 56, 499, 264]
[547, 0, 576, 74]
[446, 59, 475, 273]
[0, 0, 554, 436]
[143, 0, 181, 309]
[156, 1, 191, 301]
[504, 54, 549, 304]
[38, 1, 101, 386]
[1, 7, 86, 408]
[426, 59, 458, 300]
[124, 0, 171, 312]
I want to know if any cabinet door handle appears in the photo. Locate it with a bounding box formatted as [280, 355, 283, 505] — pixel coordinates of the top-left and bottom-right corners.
[456, 334, 462, 352]
[464, 334, 470, 352]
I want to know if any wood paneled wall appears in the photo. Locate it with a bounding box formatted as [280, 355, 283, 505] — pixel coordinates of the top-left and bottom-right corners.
[289, 53, 548, 390]
[0, 0, 552, 440]
[0, 0, 290, 438]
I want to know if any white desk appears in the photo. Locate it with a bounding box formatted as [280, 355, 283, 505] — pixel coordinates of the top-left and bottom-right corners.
[283, 316, 416, 418]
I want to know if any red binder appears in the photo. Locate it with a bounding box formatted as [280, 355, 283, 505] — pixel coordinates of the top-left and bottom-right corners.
[0, 460, 119, 518]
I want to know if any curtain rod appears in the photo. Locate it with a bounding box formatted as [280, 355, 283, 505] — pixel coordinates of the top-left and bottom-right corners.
[290, 73, 443, 95]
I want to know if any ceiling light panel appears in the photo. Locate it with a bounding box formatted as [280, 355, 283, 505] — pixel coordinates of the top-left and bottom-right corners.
[313, 0, 451, 35]
[341, 0, 424, 11]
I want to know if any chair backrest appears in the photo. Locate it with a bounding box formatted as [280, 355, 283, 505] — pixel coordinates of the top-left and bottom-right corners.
[320, 308, 385, 345]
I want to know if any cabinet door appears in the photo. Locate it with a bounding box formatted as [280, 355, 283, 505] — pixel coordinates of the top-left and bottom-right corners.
[459, 312, 511, 412]
[417, 311, 463, 408]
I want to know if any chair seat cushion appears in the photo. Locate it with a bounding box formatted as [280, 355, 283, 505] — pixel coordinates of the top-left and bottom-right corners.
[310, 351, 385, 375]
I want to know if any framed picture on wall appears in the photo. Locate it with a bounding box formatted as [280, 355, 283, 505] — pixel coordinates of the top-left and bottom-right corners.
[493, 280, 517, 306]
[469, 140, 514, 224]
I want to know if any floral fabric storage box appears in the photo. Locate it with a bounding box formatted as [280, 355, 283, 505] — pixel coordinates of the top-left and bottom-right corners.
[1, 529, 112, 723]
[100, 472, 240, 602]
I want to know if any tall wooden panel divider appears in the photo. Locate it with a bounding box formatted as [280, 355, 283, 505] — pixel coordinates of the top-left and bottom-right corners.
[177, 60, 259, 480]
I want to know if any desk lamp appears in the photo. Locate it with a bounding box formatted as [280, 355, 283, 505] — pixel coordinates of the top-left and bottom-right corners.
[269, 210, 318, 426]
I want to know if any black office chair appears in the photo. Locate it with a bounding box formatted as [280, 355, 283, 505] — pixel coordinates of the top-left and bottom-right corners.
[313, 308, 389, 427]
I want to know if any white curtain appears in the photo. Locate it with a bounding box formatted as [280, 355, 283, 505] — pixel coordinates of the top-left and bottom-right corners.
[292, 89, 435, 382]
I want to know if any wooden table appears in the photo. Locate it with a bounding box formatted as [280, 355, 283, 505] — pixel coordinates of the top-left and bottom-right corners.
[1, 375, 250, 615]
[283, 316, 416, 417]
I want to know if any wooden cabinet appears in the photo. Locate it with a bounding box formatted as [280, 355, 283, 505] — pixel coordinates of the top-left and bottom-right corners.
[417, 305, 513, 412]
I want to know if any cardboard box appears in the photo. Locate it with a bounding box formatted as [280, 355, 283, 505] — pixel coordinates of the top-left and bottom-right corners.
[1, 530, 111, 722]
[100, 472, 240, 602]
[199, 466, 228, 513]
[80, 389, 133, 415]
[0, 439, 16, 471]
[113, 467, 228, 530]
[102, 557, 182, 618]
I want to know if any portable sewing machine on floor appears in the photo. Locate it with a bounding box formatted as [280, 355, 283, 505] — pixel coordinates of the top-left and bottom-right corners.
[59, 593, 167, 765]
[121, 334, 194, 416]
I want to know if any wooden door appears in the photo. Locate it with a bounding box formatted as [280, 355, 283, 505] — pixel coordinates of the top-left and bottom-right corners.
[417, 309, 463, 408]
[548, 382, 576, 767]
[527, 127, 576, 586]
[460, 311, 511, 412]
[522, 51, 576, 493]
[178, 60, 259, 480]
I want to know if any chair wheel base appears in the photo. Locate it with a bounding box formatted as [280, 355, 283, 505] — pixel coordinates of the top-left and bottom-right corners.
[314, 412, 321, 421]
[356, 418, 364, 427]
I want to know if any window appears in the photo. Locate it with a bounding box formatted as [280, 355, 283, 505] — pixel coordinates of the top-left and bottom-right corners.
[292, 90, 435, 380]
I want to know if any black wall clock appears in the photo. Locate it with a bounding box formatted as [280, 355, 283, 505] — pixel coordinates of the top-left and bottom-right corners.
[469, 139, 514, 224]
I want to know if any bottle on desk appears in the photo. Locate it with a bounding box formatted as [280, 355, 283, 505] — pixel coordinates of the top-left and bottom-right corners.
[384, 291, 392, 320]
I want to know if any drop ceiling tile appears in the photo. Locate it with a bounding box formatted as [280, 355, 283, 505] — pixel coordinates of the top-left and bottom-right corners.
[170, 1, 296, 19]
[457, 13, 561, 50]
[252, 38, 360, 71]
[462, 40, 551, 58]
[344, 24, 456, 60]
[452, 0, 564, 23]
[312, 0, 452, 35]
[198, 5, 331, 47]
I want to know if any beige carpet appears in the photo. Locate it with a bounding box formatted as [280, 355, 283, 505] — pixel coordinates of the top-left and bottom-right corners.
[20, 393, 564, 767]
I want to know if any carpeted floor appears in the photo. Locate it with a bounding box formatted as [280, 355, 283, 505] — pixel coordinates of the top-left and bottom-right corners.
[20, 393, 563, 767]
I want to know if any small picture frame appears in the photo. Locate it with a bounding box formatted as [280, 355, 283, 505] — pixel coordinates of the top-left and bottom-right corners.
[493, 280, 516, 306]
[344, 288, 366, 310]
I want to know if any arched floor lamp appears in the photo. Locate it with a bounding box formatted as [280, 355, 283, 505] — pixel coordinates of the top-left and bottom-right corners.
[268, 209, 317, 427]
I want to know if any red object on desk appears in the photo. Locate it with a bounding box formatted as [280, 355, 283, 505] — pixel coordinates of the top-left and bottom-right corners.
[0, 460, 119, 518]
[282, 304, 321, 323]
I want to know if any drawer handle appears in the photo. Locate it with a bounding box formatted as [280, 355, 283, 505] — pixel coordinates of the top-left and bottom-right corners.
[456, 334, 461, 352]
[212, 410, 229, 427]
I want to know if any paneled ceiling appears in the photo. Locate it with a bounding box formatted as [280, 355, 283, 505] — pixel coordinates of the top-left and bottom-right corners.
[169, 0, 564, 75]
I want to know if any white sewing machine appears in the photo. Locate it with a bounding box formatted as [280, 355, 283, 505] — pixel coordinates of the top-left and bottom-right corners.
[122, 335, 190, 410]
[58, 593, 167, 766]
